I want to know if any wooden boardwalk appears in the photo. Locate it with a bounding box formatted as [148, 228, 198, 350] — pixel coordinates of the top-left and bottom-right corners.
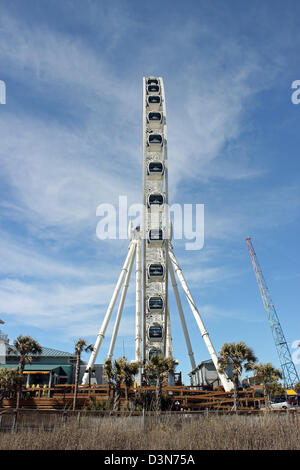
[1, 384, 264, 411]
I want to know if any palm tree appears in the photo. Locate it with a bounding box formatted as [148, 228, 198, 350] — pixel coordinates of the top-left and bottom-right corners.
[72, 339, 93, 411]
[104, 357, 125, 411]
[0, 368, 22, 405]
[253, 362, 282, 411]
[112, 357, 124, 411]
[218, 342, 257, 412]
[294, 381, 300, 393]
[104, 357, 139, 411]
[144, 356, 176, 412]
[104, 357, 114, 406]
[123, 361, 139, 409]
[267, 381, 285, 397]
[8, 335, 42, 408]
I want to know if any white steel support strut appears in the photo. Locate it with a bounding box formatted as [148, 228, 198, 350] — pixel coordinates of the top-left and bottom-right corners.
[165, 307, 173, 359]
[168, 258, 196, 370]
[168, 247, 233, 392]
[82, 241, 137, 384]
[107, 242, 136, 360]
[135, 237, 142, 364]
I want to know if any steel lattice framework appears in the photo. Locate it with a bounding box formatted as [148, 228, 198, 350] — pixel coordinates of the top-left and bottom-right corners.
[246, 237, 299, 389]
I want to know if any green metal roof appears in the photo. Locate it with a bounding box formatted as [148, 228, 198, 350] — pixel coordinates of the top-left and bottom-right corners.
[0, 364, 18, 370]
[0, 364, 62, 371]
[38, 347, 73, 357]
[7, 346, 74, 358]
[25, 364, 62, 371]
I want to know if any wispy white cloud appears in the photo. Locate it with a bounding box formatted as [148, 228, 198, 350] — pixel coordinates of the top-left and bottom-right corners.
[0, 10, 138, 107]
[204, 184, 300, 240]
[135, 20, 282, 191]
[0, 2, 299, 364]
[198, 303, 264, 324]
[170, 258, 242, 287]
[0, 8, 273, 225]
[0, 277, 136, 338]
[0, 113, 140, 238]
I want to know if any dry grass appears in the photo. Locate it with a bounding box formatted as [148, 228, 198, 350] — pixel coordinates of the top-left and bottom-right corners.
[0, 412, 299, 450]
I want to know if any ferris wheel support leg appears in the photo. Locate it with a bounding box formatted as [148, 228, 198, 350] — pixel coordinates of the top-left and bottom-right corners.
[165, 306, 173, 360]
[165, 307, 175, 385]
[135, 237, 142, 385]
[107, 242, 136, 360]
[82, 241, 137, 384]
[168, 247, 233, 392]
[168, 258, 196, 370]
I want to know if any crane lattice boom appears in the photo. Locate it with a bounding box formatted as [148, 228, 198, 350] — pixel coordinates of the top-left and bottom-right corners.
[246, 237, 299, 389]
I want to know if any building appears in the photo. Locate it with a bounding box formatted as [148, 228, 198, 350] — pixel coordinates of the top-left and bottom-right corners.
[0, 345, 75, 387]
[79, 364, 104, 385]
[0, 321, 9, 364]
[189, 359, 234, 389]
[0, 323, 104, 386]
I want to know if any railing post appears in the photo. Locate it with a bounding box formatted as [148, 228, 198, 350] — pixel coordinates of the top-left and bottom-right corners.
[11, 409, 17, 432]
[62, 411, 67, 428]
[142, 407, 146, 432]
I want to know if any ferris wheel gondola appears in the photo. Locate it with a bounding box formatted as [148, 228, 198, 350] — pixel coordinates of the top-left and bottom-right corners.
[147, 94, 161, 111]
[147, 161, 164, 179]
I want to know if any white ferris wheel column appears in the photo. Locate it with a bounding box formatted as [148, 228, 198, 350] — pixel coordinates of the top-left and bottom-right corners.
[82, 240, 137, 385]
[165, 307, 173, 359]
[168, 256, 196, 370]
[107, 241, 136, 360]
[135, 235, 142, 363]
[142, 76, 171, 364]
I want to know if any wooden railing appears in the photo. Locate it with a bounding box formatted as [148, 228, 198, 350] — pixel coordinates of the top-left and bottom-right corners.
[0, 384, 265, 411]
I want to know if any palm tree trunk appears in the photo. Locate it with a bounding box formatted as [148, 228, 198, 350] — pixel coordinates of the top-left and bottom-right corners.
[0, 390, 5, 407]
[113, 381, 121, 411]
[72, 354, 80, 411]
[16, 388, 21, 409]
[16, 358, 25, 409]
[124, 384, 128, 410]
[233, 375, 239, 412]
[108, 381, 113, 408]
[155, 377, 162, 412]
[264, 385, 270, 413]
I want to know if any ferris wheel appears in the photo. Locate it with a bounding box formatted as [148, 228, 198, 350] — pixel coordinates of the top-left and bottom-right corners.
[142, 76, 171, 364]
[82, 77, 233, 392]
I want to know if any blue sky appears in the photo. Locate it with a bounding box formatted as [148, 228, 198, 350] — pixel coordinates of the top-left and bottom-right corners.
[0, 0, 300, 383]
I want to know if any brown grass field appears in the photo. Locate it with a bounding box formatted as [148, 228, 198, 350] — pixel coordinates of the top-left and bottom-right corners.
[0, 411, 299, 450]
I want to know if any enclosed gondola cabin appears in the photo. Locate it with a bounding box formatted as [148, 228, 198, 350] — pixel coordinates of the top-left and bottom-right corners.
[148, 296, 164, 313]
[147, 192, 164, 208]
[148, 323, 163, 340]
[147, 111, 162, 130]
[147, 133, 163, 152]
[147, 94, 161, 111]
[147, 78, 159, 85]
[147, 263, 164, 282]
[147, 161, 164, 180]
[147, 84, 160, 95]
[148, 348, 162, 360]
[148, 229, 164, 247]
